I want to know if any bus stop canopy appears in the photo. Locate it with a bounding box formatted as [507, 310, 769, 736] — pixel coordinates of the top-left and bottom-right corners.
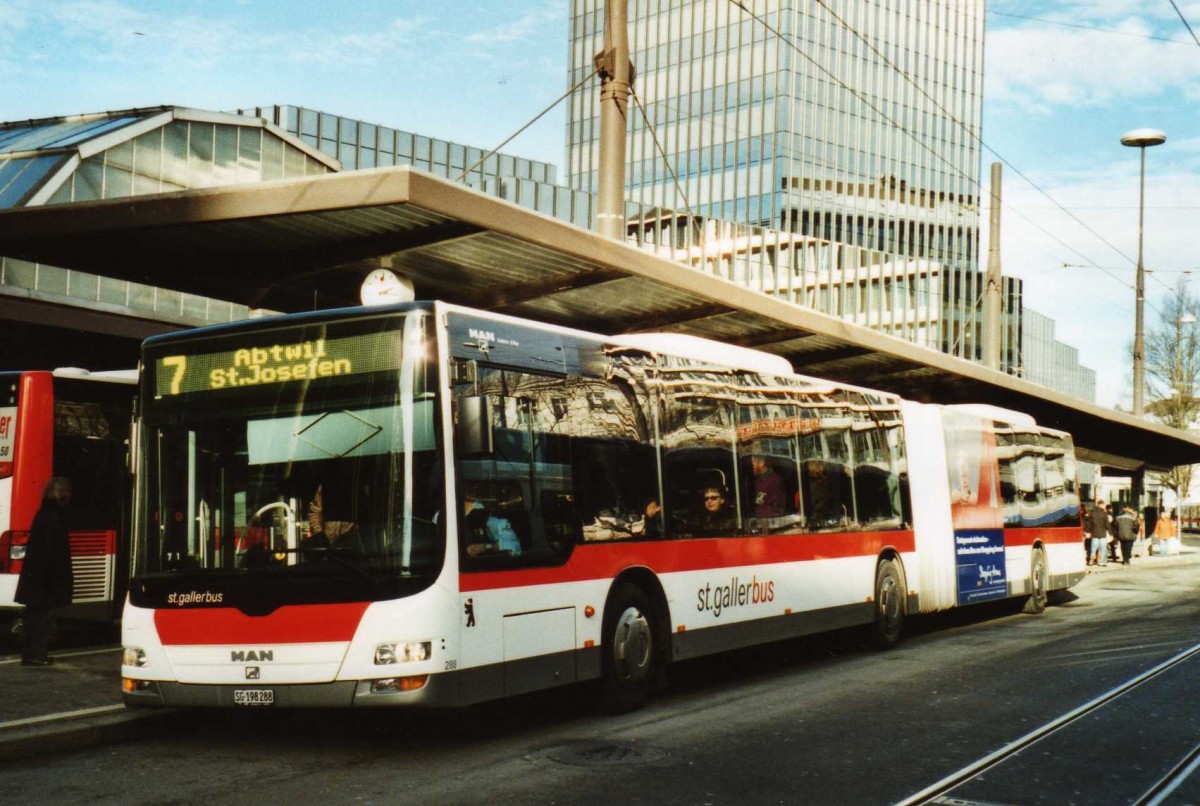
[0, 166, 1195, 472]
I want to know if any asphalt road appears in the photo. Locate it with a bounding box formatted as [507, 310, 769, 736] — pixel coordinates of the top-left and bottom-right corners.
[3, 562, 1198, 806]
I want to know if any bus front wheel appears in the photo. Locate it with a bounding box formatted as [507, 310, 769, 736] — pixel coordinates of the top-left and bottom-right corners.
[868, 558, 906, 650]
[601, 583, 658, 713]
[1023, 547, 1049, 615]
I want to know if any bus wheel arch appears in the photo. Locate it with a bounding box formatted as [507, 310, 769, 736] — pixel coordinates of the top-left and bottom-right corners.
[868, 553, 907, 650]
[599, 569, 670, 712]
[1023, 544, 1049, 615]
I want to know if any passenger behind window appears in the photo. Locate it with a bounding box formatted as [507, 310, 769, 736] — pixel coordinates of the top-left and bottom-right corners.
[750, 454, 787, 518]
[461, 484, 523, 557]
[803, 460, 849, 530]
[694, 484, 736, 536]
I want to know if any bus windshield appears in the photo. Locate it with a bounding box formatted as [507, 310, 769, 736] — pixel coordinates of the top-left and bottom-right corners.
[132, 310, 443, 607]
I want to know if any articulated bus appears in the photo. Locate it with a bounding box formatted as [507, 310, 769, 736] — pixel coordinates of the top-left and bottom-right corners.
[0, 368, 137, 630]
[121, 301, 1084, 709]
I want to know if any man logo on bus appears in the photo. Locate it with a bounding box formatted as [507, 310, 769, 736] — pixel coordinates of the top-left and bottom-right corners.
[464, 597, 476, 628]
[231, 650, 274, 662]
[468, 329, 496, 344]
[245, 667, 260, 680]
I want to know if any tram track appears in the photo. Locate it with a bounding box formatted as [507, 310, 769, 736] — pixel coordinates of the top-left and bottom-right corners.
[1136, 740, 1200, 806]
[897, 641, 1200, 806]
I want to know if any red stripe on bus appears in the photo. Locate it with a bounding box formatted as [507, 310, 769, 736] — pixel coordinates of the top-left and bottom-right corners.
[1003, 526, 1083, 547]
[69, 530, 117, 556]
[154, 602, 370, 645]
[460, 529, 916, 592]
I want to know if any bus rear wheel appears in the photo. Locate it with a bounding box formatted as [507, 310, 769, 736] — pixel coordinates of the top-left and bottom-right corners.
[601, 583, 658, 713]
[868, 558, 906, 650]
[1023, 547, 1049, 615]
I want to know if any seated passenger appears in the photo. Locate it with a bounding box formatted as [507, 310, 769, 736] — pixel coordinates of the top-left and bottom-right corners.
[695, 485, 736, 535]
[750, 455, 787, 518]
[462, 486, 522, 557]
[804, 460, 847, 528]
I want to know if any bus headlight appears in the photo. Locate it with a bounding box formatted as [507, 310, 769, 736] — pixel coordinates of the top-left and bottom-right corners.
[123, 647, 148, 667]
[374, 641, 431, 665]
[9, 545, 26, 560]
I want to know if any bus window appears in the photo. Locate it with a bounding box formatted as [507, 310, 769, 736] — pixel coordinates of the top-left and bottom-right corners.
[660, 379, 736, 539]
[735, 390, 802, 534]
[564, 371, 658, 543]
[455, 367, 575, 567]
[849, 393, 905, 530]
[799, 391, 854, 530]
[53, 395, 129, 533]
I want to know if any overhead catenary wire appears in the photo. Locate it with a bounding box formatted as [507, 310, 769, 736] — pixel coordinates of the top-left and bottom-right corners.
[805, 0, 1160, 292]
[457, 66, 600, 184]
[628, 88, 702, 238]
[727, 1, 981, 204]
[989, 9, 1195, 45]
[1166, 0, 1200, 50]
[723, 0, 1163, 320]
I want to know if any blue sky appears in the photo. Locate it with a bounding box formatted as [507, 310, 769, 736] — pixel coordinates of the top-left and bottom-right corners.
[3, 0, 1199, 410]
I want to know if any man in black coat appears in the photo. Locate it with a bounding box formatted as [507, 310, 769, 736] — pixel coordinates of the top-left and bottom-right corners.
[15, 477, 73, 666]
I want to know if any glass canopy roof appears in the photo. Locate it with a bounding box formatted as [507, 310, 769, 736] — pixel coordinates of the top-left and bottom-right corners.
[0, 113, 151, 156]
[0, 107, 334, 209]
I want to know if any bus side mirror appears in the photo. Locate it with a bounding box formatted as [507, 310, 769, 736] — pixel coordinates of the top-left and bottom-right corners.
[456, 396, 494, 457]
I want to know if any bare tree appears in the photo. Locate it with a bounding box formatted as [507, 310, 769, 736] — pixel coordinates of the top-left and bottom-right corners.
[1145, 282, 1200, 501]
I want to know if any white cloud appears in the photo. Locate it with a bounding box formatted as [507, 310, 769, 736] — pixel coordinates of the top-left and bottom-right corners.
[987, 14, 1200, 111]
[464, 4, 565, 47]
[280, 17, 435, 66]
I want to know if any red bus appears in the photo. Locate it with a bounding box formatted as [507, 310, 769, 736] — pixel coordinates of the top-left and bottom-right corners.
[0, 368, 137, 631]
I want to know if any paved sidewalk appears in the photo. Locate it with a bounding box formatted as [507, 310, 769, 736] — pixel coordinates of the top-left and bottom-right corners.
[1083, 532, 1200, 575]
[1, 534, 1198, 764]
[0, 646, 173, 763]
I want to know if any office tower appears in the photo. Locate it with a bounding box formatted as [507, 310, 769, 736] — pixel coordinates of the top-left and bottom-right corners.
[566, 1, 1004, 366]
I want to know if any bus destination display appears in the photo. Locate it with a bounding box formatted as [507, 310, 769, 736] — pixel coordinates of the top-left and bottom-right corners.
[154, 330, 400, 397]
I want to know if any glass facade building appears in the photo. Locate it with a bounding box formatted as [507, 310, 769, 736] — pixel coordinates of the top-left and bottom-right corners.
[244, 105, 558, 187]
[564, 0, 1021, 369]
[1022, 308, 1097, 402]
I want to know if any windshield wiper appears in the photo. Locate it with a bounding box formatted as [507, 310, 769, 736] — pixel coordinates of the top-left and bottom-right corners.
[303, 546, 378, 583]
[245, 545, 377, 583]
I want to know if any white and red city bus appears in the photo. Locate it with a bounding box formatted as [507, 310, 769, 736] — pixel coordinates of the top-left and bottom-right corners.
[0, 368, 137, 630]
[121, 302, 1084, 709]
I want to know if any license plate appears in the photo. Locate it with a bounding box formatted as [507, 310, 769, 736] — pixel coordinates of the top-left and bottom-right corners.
[233, 689, 275, 706]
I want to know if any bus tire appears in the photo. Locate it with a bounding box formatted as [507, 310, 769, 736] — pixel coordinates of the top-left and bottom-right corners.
[1023, 547, 1049, 615]
[868, 558, 905, 650]
[601, 583, 658, 713]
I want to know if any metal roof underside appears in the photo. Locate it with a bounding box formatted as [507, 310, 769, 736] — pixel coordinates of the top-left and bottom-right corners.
[0, 166, 1196, 470]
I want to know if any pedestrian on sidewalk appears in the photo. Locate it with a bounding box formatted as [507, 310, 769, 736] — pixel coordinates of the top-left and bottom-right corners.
[1106, 503, 1121, 564]
[1152, 508, 1177, 556]
[1085, 499, 1110, 567]
[15, 477, 73, 667]
[1115, 506, 1141, 566]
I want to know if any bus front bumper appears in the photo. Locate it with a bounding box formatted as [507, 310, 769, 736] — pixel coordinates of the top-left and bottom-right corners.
[123, 673, 463, 709]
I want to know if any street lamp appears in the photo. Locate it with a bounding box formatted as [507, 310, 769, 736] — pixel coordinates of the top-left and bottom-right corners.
[1121, 127, 1167, 417]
